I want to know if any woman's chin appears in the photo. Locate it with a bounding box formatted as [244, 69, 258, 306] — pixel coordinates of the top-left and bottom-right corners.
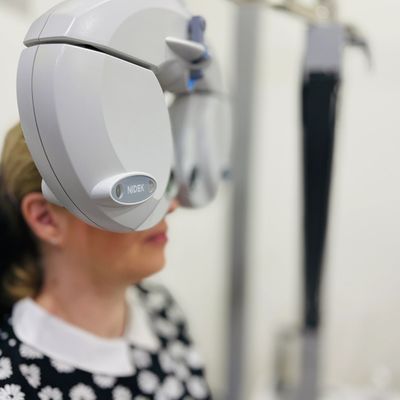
[125, 254, 166, 282]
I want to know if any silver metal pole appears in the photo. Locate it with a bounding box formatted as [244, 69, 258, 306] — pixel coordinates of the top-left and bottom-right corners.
[226, 3, 262, 400]
[296, 331, 320, 400]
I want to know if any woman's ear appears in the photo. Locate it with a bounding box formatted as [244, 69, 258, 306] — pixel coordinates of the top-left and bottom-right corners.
[21, 193, 66, 246]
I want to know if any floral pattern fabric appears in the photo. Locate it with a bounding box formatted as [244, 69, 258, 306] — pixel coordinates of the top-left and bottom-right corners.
[0, 284, 212, 400]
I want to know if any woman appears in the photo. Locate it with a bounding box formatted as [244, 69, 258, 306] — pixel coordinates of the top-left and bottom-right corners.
[0, 124, 211, 400]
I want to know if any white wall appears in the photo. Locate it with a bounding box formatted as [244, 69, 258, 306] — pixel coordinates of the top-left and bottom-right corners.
[174, 0, 400, 397]
[232, 0, 400, 396]
[1, 0, 400, 398]
[324, 0, 400, 390]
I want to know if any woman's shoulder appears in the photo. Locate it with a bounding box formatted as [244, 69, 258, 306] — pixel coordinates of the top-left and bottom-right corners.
[131, 281, 192, 343]
[131, 282, 210, 390]
[132, 281, 208, 368]
[135, 281, 187, 319]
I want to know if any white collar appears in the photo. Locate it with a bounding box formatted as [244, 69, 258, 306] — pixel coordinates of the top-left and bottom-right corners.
[12, 286, 160, 377]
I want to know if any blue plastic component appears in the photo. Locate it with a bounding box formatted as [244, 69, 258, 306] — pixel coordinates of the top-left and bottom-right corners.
[187, 15, 209, 91]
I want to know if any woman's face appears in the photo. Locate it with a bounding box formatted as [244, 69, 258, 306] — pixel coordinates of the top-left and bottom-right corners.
[52, 200, 179, 285]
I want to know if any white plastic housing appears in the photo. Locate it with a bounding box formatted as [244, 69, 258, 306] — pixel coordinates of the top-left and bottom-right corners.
[18, 43, 173, 232]
[24, 0, 190, 71]
[17, 0, 225, 231]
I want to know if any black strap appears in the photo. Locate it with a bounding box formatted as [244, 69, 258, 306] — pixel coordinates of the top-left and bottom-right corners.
[302, 72, 340, 330]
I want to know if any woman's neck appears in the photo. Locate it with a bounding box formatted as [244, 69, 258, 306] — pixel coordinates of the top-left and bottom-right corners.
[36, 251, 129, 339]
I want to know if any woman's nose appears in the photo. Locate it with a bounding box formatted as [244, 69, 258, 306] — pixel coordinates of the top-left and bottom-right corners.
[167, 198, 179, 214]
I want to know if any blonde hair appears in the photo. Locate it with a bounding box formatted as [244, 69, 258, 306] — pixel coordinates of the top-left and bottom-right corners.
[0, 123, 43, 313]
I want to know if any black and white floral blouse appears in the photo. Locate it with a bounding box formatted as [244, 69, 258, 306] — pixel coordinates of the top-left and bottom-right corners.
[0, 283, 212, 400]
